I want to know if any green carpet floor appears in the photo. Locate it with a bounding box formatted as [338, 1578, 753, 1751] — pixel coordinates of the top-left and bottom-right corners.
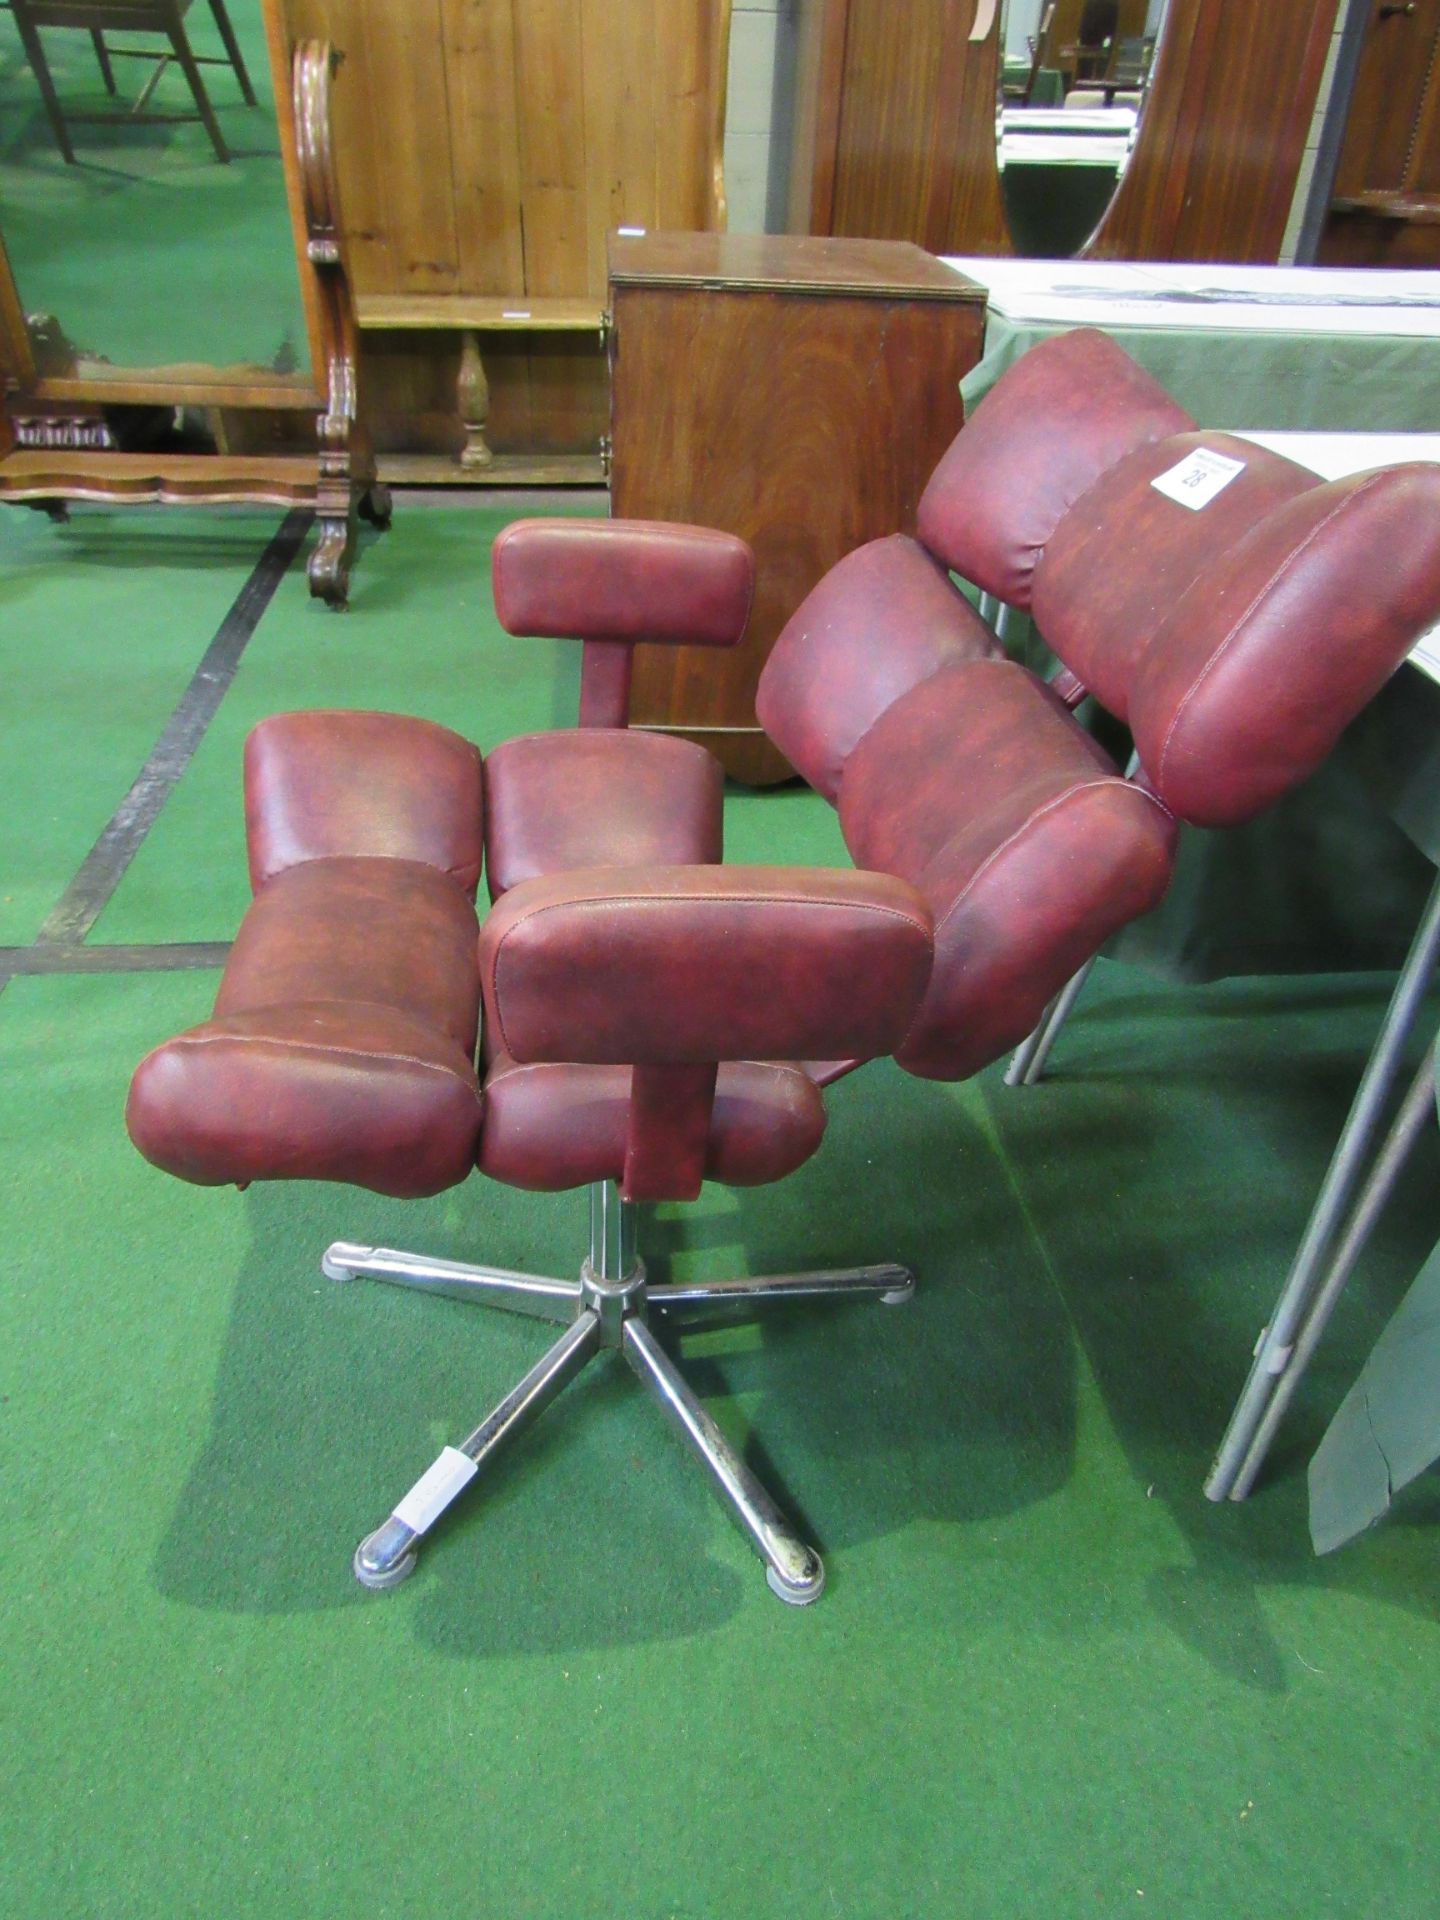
[0, 505, 290, 945]
[2, 502, 1438, 1917]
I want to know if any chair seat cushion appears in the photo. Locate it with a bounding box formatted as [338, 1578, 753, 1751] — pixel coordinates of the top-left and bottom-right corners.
[477, 1053, 826, 1192]
[837, 659, 1178, 1079]
[126, 857, 483, 1199]
[483, 729, 724, 900]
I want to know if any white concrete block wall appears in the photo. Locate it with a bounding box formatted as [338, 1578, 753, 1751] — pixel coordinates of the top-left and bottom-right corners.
[1280, 14, 1347, 263]
[723, 0, 782, 233]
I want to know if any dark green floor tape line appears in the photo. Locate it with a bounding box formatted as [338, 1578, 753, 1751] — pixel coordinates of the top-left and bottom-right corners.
[0, 941, 230, 978]
[33, 510, 309, 950]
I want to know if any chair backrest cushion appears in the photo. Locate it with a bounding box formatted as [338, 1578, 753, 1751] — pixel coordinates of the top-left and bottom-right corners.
[834, 659, 1176, 1079]
[755, 533, 1002, 802]
[1126, 461, 1440, 826]
[915, 327, 1193, 608]
[1030, 430, 1318, 721]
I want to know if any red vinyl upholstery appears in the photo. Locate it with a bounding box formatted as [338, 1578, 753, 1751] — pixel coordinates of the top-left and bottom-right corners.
[1030, 431, 1319, 720]
[244, 709, 485, 896]
[478, 864, 933, 1201]
[835, 661, 1176, 1077]
[493, 517, 755, 729]
[482, 729, 723, 900]
[915, 327, 1194, 607]
[491, 518, 755, 649]
[754, 533, 1002, 803]
[1126, 463, 1440, 826]
[127, 856, 484, 1198]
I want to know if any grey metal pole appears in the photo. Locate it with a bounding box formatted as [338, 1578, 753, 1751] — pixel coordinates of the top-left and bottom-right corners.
[1206, 870, 1440, 1502]
[1013, 956, 1099, 1086]
[1227, 1048, 1438, 1500]
[1003, 753, 1143, 1087]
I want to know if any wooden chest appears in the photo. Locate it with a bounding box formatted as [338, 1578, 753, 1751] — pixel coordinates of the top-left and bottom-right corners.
[607, 232, 986, 784]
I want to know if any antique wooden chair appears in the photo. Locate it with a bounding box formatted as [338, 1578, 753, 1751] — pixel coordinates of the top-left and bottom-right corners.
[9, 0, 255, 165]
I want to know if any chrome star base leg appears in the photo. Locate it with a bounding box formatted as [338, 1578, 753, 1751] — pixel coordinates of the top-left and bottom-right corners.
[322, 1242, 582, 1323]
[329, 1182, 914, 1605]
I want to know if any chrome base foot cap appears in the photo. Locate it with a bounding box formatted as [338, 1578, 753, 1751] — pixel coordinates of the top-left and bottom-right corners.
[353, 1529, 417, 1591]
[767, 1555, 825, 1607]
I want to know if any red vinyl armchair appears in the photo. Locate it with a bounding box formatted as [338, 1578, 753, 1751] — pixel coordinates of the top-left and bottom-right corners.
[128, 328, 1440, 1604]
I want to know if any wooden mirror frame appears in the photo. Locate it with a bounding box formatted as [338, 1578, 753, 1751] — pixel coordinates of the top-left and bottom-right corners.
[791, 0, 1342, 265]
[0, 19, 385, 606]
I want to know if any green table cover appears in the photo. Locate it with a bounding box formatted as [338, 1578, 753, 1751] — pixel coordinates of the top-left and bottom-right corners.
[963, 312, 1440, 430]
[1001, 162, 1120, 258]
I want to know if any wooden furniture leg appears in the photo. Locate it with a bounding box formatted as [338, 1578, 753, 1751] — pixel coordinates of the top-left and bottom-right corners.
[206, 0, 256, 105]
[457, 329, 493, 470]
[90, 27, 117, 93]
[11, 6, 76, 163]
[161, 0, 230, 162]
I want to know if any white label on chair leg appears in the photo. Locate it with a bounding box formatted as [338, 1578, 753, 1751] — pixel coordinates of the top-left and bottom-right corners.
[392, 1447, 479, 1534]
[1150, 448, 1247, 509]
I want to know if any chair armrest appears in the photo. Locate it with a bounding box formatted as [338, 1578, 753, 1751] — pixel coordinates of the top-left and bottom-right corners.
[479, 864, 934, 1069]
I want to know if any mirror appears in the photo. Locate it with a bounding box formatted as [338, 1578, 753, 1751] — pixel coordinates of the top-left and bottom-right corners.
[0, 0, 308, 386]
[997, 0, 1169, 256]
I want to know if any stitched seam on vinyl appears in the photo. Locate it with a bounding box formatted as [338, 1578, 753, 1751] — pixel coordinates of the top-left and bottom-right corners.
[1156, 474, 1386, 786]
[489, 891, 927, 1059]
[486, 1056, 797, 1084]
[277, 849, 480, 899]
[932, 781, 1169, 941]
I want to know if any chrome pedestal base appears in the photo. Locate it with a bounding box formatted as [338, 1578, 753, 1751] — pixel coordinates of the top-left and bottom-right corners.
[328, 1183, 912, 1605]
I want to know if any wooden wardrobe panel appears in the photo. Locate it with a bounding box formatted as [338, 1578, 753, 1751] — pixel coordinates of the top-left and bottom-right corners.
[444, 0, 526, 296]
[1168, 2, 1338, 260]
[927, 0, 1008, 255]
[580, 0, 659, 298]
[654, 0, 730, 229]
[828, 0, 951, 241]
[797, 0, 1342, 265]
[512, 0, 589, 299]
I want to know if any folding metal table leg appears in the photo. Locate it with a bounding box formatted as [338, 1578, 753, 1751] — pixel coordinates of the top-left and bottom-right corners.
[1206, 870, 1440, 1501]
[1226, 1049, 1437, 1500]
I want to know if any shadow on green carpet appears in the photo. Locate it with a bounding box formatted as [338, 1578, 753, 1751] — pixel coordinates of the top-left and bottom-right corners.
[977, 960, 1440, 1695]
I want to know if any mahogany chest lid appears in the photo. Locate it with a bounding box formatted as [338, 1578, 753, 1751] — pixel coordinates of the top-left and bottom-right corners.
[609, 231, 985, 303]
